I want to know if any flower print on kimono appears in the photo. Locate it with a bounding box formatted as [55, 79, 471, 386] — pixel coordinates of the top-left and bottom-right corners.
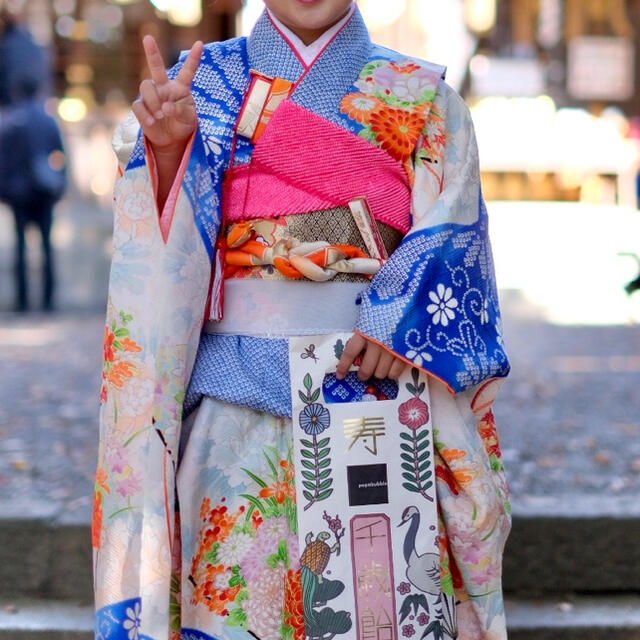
[188, 445, 301, 640]
[110, 174, 157, 296]
[340, 58, 442, 167]
[355, 59, 437, 107]
[163, 217, 210, 320]
[113, 173, 158, 249]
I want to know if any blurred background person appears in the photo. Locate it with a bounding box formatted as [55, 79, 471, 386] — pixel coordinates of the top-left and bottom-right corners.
[0, 4, 48, 107]
[0, 75, 66, 311]
[0, 5, 64, 311]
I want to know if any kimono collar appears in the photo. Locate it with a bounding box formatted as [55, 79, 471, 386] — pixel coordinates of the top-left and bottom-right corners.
[266, 3, 356, 68]
[247, 5, 372, 87]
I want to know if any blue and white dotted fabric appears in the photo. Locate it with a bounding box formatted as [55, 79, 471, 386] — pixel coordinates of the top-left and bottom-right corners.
[128, 6, 509, 424]
[357, 193, 509, 392]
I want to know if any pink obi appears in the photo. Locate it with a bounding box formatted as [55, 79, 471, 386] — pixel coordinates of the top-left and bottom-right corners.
[222, 100, 412, 234]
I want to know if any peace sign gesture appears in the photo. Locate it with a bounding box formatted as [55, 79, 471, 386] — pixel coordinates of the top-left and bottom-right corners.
[132, 35, 203, 153]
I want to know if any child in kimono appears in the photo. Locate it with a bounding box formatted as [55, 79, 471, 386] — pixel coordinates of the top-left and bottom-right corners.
[94, 2, 511, 639]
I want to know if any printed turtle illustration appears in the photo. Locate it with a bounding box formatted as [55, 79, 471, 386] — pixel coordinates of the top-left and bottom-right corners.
[300, 531, 339, 583]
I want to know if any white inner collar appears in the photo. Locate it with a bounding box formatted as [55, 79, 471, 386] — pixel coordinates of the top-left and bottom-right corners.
[267, 3, 356, 67]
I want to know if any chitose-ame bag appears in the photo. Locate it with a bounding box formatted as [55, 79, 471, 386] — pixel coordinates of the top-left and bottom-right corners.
[289, 333, 456, 640]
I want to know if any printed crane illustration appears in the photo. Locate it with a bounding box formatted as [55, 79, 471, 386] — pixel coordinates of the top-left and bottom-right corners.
[399, 505, 440, 595]
[398, 506, 458, 639]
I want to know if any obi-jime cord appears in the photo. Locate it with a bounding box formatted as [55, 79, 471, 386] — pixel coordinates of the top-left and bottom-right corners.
[94, 6, 510, 640]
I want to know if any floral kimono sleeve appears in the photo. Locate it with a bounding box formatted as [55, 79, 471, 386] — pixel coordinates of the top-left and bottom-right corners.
[357, 83, 512, 639]
[356, 82, 509, 394]
[93, 113, 215, 635]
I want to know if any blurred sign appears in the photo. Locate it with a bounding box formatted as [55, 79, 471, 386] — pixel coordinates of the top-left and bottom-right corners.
[567, 37, 635, 101]
[470, 57, 546, 97]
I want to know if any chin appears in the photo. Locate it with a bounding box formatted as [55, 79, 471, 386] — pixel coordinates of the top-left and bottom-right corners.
[266, 0, 353, 33]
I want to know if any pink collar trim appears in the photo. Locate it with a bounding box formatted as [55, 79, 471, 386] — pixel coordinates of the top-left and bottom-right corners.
[266, 3, 355, 68]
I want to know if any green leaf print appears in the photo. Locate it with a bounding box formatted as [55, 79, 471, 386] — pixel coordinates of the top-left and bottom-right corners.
[241, 468, 268, 489]
[227, 607, 246, 627]
[361, 59, 385, 76]
[281, 624, 294, 640]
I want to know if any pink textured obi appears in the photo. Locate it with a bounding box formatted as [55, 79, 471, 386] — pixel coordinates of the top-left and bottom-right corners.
[222, 100, 412, 233]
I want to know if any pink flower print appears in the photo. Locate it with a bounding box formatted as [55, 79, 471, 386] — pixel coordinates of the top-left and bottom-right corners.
[448, 521, 486, 565]
[243, 567, 287, 640]
[372, 64, 437, 104]
[470, 559, 501, 587]
[398, 397, 429, 430]
[254, 516, 289, 549]
[116, 471, 142, 498]
[397, 581, 411, 595]
[402, 624, 416, 637]
[105, 442, 127, 474]
[417, 613, 429, 626]
[322, 511, 344, 534]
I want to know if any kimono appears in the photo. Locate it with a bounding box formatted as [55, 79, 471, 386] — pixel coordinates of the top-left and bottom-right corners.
[94, 7, 511, 640]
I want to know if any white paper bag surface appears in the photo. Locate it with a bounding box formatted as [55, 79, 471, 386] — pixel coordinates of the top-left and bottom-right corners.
[289, 333, 449, 640]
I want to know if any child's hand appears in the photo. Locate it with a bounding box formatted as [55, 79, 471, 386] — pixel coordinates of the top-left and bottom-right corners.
[336, 334, 407, 381]
[132, 35, 203, 154]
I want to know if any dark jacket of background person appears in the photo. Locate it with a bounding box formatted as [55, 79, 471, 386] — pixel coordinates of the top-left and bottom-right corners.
[0, 13, 48, 107]
[0, 80, 67, 310]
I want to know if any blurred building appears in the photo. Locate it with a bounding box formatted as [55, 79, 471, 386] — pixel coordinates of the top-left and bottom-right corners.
[4, 0, 640, 205]
[0, 0, 241, 205]
[357, 0, 640, 204]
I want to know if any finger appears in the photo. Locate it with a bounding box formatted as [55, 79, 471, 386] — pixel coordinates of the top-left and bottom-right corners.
[176, 40, 204, 87]
[139, 79, 164, 120]
[357, 343, 380, 381]
[143, 34, 170, 87]
[389, 358, 408, 380]
[336, 334, 366, 379]
[163, 94, 195, 121]
[374, 350, 395, 380]
[132, 98, 155, 128]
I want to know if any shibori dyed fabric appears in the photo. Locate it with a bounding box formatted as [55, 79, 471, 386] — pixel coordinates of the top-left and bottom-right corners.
[94, 7, 511, 640]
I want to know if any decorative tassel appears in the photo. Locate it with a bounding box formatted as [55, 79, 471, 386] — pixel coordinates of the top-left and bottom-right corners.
[207, 235, 227, 321]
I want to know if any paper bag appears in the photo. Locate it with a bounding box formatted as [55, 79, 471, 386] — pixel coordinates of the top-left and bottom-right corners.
[289, 333, 454, 640]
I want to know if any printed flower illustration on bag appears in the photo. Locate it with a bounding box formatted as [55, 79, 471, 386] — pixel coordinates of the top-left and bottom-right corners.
[398, 369, 434, 502]
[297, 373, 334, 511]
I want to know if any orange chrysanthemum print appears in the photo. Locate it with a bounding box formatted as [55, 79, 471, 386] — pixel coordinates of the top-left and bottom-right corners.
[440, 447, 467, 463]
[340, 92, 381, 124]
[107, 360, 136, 387]
[477, 409, 502, 459]
[389, 60, 422, 74]
[91, 491, 103, 548]
[370, 106, 425, 162]
[103, 327, 116, 362]
[284, 569, 305, 640]
[121, 336, 142, 352]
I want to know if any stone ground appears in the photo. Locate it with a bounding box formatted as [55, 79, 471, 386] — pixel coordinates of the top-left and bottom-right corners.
[0, 198, 639, 523]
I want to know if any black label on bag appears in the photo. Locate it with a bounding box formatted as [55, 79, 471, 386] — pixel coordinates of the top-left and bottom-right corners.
[347, 463, 389, 506]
